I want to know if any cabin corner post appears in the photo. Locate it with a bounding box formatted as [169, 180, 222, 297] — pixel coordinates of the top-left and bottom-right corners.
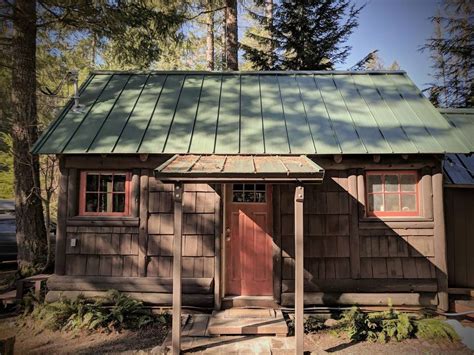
[172, 182, 183, 355]
[55, 158, 69, 275]
[214, 184, 222, 310]
[294, 185, 304, 355]
[348, 170, 361, 279]
[138, 169, 149, 277]
[433, 168, 448, 311]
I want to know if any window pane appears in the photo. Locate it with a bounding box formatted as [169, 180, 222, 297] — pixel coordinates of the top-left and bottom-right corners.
[367, 175, 382, 193]
[256, 184, 265, 191]
[401, 174, 416, 192]
[99, 175, 113, 193]
[98, 193, 112, 212]
[85, 193, 98, 212]
[233, 192, 244, 202]
[233, 184, 243, 191]
[113, 175, 126, 192]
[368, 194, 383, 212]
[243, 192, 254, 202]
[86, 174, 98, 191]
[113, 194, 126, 212]
[385, 194, 400, 211]
[244, 184, 255, 191]
[255, 192, 266, 202]
[401, 194, 416, 211]
[385, 175, 399, 192]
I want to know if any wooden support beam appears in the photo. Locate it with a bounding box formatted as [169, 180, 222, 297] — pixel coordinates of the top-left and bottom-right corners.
[138, 170, 149, 277]
[273, 185, 282, 304]
[433, 169, 448, 311]
[172, 182, 183, 355]
[294, 185, 304, 355]
[348, 170, 360, 279]
[421, 168, 433, 220]
[55, 161, 69, 275]
[214, 184, 222, 310]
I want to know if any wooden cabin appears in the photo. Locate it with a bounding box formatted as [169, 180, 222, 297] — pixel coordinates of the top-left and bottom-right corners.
[33, 72, 472, 331]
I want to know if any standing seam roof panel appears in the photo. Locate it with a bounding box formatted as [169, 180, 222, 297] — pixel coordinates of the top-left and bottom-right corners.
[88, 74, 149, 153]
[139, 75, 185, 153]
[37, 74, 112, 153]
[296, 75, 341, 154]
[240, 75, 265, 153]
[260, 75, 291, 154]
[315, 75, 366, 154]
[114, 75, 167, 153]
[164, 75, 204, 153]
[278, 75, 315, 154]
[189, 75, 222, 154]
[63, 74, 131, 153]
[333, 75, 392, 154]
[390, 74, 469, 152]
[353, 75, 418, 153]
[214, 75, 240, 153]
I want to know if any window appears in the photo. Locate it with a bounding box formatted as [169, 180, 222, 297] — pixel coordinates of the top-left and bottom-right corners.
[79, 172, 131, 216]
[232, 184, 266, 203]
[366, 171, 419, 217]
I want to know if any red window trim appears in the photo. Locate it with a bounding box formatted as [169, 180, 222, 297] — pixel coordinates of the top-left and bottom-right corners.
[365, 170, 420, 217]
[79, 171, 131, 216]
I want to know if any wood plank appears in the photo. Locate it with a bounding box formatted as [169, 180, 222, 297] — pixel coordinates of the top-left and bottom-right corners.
[46, 291, 214, 307]
[421, 169, 433, 219]
[357, 170, 366, 217]
[172, 182, 183, 355]
[348, 171, 361, 278]
[139, 169, 149, 277]
[55, 162, 69, 275]
[281, 278, 437, 293]
[433, 169, 448, 311]
[214, 184, 222, 310]
[65, 155, 171, 170]
[294, 185, 304, 355]
[281, 292, 438, 307]
[67, 168, 78, 218]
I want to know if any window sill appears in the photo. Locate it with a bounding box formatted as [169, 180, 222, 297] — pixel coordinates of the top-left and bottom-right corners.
[359, 217, 434, 229]
[67, 216, 139, 227]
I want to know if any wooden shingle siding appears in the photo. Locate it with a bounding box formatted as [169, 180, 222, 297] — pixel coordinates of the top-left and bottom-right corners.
[147, 183, 218, 280]
[65, 226, 140, 277]
[279, 168, 438, 303]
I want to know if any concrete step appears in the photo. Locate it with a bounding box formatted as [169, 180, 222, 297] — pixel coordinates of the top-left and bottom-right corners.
[207, 308, 288, 336]
[222, 295, 279, 309]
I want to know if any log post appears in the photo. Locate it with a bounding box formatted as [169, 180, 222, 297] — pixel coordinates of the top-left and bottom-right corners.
[172, 182, 183, 355]
[294, 185, 304, 355]
[55, 160, 68, 275]
[433, 169, 448, 311]
[348, 170, 360, 279]
[138, 170, 149, 277]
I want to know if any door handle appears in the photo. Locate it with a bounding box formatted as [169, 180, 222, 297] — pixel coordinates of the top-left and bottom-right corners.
[225, 228, 231, 241]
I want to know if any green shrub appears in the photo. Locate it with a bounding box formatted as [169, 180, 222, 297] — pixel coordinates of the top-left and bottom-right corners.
[338, 306, 458, 343]
[26, 290, 169, 332]
[287, 315, 326, 335]
[414, 318, 459, 342]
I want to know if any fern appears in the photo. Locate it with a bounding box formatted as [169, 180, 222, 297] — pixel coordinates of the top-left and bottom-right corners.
[414, 318, 459, 342]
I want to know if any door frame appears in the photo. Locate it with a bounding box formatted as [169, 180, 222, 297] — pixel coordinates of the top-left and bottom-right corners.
[222, 183, 275, 297]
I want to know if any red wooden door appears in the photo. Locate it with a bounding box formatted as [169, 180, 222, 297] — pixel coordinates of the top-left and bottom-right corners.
[225, 184, 273, 296]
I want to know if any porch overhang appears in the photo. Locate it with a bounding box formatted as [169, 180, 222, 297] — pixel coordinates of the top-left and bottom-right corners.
[154, 154, 325, 183]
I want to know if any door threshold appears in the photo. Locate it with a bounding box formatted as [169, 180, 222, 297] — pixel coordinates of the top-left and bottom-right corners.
[223, 295, 274, 300]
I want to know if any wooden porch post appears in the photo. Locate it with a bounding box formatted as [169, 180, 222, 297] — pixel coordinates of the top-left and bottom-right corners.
[294, 185, 304, 355]
[172, 183, 183, 355]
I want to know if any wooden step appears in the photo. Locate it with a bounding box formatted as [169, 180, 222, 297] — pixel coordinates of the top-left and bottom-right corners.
[207, 309, 288, 336]
[222, 296, 279, 309]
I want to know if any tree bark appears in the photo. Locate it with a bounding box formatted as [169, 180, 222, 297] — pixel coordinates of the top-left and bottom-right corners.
[11, 0, 48, 274]
[225, 0, 238, 70]
[265, 0, 274, 68]
[206, 1, 215, 71]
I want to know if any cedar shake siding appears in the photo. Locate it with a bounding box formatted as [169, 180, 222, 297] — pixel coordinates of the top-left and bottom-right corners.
[48, 154, 446, 308]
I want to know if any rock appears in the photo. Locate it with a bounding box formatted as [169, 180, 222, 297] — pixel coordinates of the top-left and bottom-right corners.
[323, 318, 339, 328]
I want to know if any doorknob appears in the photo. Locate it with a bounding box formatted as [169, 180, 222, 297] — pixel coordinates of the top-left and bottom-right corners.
[226, 228, 231, 241]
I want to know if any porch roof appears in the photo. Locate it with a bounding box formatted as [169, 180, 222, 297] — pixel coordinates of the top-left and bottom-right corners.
[154, 154, 325, 182]
[32, 71, 472, 155]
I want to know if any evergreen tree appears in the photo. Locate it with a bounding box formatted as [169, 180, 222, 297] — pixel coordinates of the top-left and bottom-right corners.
[423, 0, 473, 108]
[243, 0, 364, 70]
[0, 0, 185, 274]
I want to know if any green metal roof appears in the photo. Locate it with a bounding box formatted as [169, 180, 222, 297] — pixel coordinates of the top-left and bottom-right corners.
[32, 71, 472, 155]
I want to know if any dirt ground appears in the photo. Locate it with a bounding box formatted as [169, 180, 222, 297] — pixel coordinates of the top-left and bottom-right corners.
[0, 313, 472, 354]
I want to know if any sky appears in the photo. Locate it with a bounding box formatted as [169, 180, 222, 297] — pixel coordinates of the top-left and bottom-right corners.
[339, 0, 442, 91]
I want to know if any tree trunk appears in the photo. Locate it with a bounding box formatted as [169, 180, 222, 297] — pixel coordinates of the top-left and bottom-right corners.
[11, 0, 48, 274]
[225, 0, 238, 70]
[206, 1, 215, 71]
[265, 0, 274, 68]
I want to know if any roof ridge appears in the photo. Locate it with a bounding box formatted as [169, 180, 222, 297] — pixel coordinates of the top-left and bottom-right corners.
[90, 70, 408, 76]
